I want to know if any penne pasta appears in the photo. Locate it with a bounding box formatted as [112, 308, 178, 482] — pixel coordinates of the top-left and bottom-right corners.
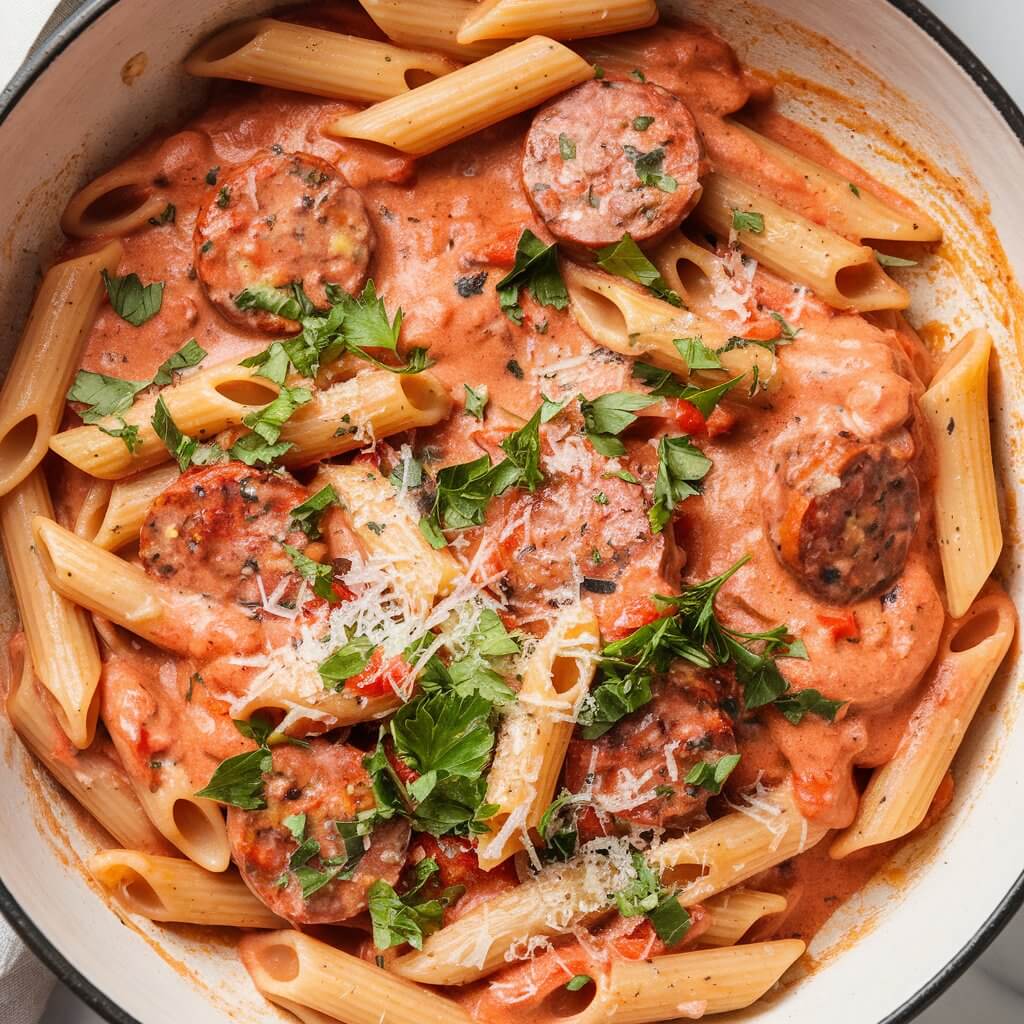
[234, 685, 400, 733]
[562, 261, 777, 394]
[357, 0, 506, 62]
[88, 849, 284, 927]
[457, 0, 657, 44]
[328, 36, 592, 155]
[695, 172, 910, 312]
[831, 586, 1016, 859]
[392, 856, 618, 984]
[49, 362, 451, 480]
[578, 940, 806, 1021]
[62, 169, 171, 239]
[240, 930, 474, 1024]
[0, 242, 122, 496]
[6, 643, 172, 854]
[82, 464, 178, 550]
[31, 517, 172, 647]
[650, 784, 829, 902]
[919, 329, 1002, 617]
[0, 473, 102, 748]
[315, 464, 461, 617]
[185, 19, 459, 103]
[723, 121, 942, 243]
[477, 603, 599, 869]
[700, 890, 788, 947]
[114, 757, 231, 873]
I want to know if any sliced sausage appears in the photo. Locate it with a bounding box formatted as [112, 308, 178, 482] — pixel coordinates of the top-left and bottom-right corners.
[195, 150, 375, 333]
[475, 443, 683, 634]
[768, 438, 920, 604]
[522, 80, 706, 250]
[564, 664, 736, 830]
[139, 461, 310, 605]
[227, 740, 410, 925]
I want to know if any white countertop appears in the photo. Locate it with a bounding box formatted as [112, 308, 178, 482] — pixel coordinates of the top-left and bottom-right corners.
[1, 0, 1021, 1021]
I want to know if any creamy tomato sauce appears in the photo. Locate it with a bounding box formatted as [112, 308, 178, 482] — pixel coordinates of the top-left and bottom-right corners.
[31, 1, 958, 1004]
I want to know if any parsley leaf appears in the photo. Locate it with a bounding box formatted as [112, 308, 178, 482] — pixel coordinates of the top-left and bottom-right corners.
[98, 419, 141, 454]
[289, 485, 341, 540]
[464, 384, 489, 421]
[68, 371, 149, 424]
[499, 407, 544, 492]
[773, 688, 845, 725]
[235, 281, 315, 322]
[566, 975, 592, 991]
[101, 269, 164, 326]
[538, 790, 580, 863]
[227, 434, 290, 467]
[330, 280, 404, 352]
[595, 233, 681, 306]
[684, 753, 741, 794]
[194, 716, 279, 810]
[673, 337, 722, 371]
[466, 609, 520, 657]
[731, 209, 765, 234]
[151, 396, 198, 471]
[632, 115, 655, 131]
[495, 229, 568, 325]
[540, 394, 569, 423]
[768, 311, 801, 341]
[648, 435, 712, 533]
[151, 339, 208, 386]
[579, 390, 656, 456]
[318, 633, 376, 689]
[389, 450, 424, 490]
[368, 860, 460, 950]
[615, 852, 691, 947]
[242, 384, 312, 444]
[622, 145, 677, 193]
[282, 543, 340, 602]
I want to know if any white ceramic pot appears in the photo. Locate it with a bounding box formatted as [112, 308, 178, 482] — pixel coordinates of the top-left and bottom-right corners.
[1, 2, 1022, 1023]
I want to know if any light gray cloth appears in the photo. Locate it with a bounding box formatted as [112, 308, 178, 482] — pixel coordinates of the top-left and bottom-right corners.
[0, 930, 55, 1024]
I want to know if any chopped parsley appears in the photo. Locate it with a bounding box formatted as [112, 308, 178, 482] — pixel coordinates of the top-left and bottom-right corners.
[98, 419, 141, 454]
[873, 248, 918, 268]
[622, 145, 677, 193]
[151, 338, 208, 386]
[289, 485, 341, 539]
[684, 753, 741, 795]
[648, 435, 712, 533]
[318, 633, 376, 689]
[368, 859, 463, 950]
[594, 233, 681, 306]
[148, 203, 176, 226]
[101, 269, 164, 326]
[629, 68, 646, 82]
[768, 311, 801, 340]
[464, 383, 489, 421]
[632, 115, 655, 131]
[631, 361, 742, 418]
[495, 229, 569, 325]
[559, 133, 577, 160]
[566, 976, 592, 992]
[673, 336, 722, 371]
[731, 209, 765, 234]
[615, 852, 691, 947]
[579, 390, 657, 457]
[282, 543, 341, 603]
[773, 688, 845, 725]
[849, 183, 861, 198]
[194, 716, 277, 809]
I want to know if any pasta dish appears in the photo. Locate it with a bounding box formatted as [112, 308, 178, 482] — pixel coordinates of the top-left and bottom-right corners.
[0, 2, 1016, 1021]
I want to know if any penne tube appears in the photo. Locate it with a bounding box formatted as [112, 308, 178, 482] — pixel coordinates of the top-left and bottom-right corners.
[6, 643, 172, 854]
[919, 329, 1002, 617]
[724, 121, 942, 243]
[73, 478, 114, 544]
[122, 759, 231, 873]
[279, 371, 452, 468]
[1, 473, 102, 748]
[357, 0, 506, 62]
[88, 850, 284, 928]
[392, 856, 618, 984]
[234, 685, 400, 732]
[240, 931, 474, 1024]
[563, 261, 777, 394]
[85, 464, 178, 550]
[650, 784, 829, 902]
[477, 604, 599, 869]
[0, 242, 122, 496]
[185, 19, 459, 103]
[831, 586, 1016, 859]
[62, 169, 170, 239]
[700, 890, 788, 947]
[328, 36, 592, 156]
[315, 464, 461, 617]
[457, 0, 657, 44]
[578, 940, 806, 1021]
[695, 173, 909, 312]
[50, 362, 450, 480]
[31, 517, 171, 647]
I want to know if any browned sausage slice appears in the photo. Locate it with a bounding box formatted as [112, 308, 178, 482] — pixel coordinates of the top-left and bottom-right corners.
[227, 741, 410, 925]
[139, 461, 311, 605]
[522, 80, 706, 250]
[768, 440, 920, 604]
[564, 664, 736, 830]
[195, 150, 375, 333]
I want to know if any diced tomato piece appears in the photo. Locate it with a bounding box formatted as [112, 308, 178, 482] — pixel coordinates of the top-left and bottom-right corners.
[468, 232, 521, 268]
[600, 596, 665, 643]
[816, 610, 860, 642]
[344, 649, 413, 698]
[414, 835, 517, 890]
[352, 446, 383, 469]
[384, 736, 420, 784]
[706, 404, 739, 439]
[662, 398, 706, 435]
